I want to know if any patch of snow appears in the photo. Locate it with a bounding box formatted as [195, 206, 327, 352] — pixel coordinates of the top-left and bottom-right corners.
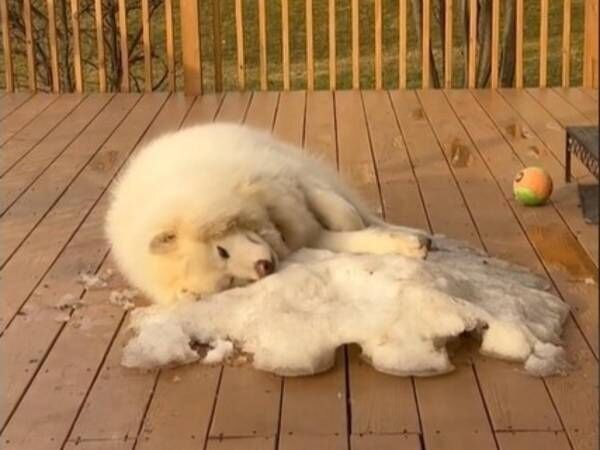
[55, 293, 85, 311]
[109, 289, 138, 310]
[78, 272, 108, 290]
[203, 339, 234, 364]
[121, 237, 570, 377]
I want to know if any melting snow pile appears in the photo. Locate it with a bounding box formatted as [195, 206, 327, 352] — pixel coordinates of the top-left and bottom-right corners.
[122, 238, 570, 377]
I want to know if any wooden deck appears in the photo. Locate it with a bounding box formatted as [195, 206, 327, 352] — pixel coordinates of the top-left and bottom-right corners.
[0, 88, 598, 450]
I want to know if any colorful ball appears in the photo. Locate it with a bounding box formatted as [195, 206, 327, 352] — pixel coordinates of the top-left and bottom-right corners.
[513, 167, 553, 206]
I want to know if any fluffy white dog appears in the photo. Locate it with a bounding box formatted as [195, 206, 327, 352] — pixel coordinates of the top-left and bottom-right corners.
[105, 123, 431, 305]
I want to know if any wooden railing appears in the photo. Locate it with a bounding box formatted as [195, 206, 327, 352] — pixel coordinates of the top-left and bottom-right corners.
[1, 0, 598, 94]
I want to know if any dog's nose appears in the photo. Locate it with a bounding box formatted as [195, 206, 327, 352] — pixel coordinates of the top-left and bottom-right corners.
[255, 259, 274, 278]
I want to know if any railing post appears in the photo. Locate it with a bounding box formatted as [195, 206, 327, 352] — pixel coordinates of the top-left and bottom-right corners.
[583, 0, 598, 88]
[180, 0, 202, 95]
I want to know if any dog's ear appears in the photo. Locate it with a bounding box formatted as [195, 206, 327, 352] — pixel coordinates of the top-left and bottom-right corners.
[149, 231, 177, 254]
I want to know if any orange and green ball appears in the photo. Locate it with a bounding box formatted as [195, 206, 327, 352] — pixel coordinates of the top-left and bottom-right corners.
[513, 167, 553, 206]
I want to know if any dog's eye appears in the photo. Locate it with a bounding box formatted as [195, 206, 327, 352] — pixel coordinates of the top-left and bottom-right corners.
[217, 246, 230, 259]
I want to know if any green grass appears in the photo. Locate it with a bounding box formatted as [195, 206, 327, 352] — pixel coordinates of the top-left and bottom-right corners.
[0, 0, 586, 92]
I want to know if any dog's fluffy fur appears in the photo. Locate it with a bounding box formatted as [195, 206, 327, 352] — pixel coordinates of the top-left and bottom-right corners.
[106, 123, 430, 305]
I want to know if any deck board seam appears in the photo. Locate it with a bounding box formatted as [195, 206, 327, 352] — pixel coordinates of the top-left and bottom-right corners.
[462, 91, 599, 359]
[0, 95, 114, 216]
[468, 90, 598, 268]
[0, 95, 89, 178]
[0, 93, 33, 121]
[0, 94, 141, 272]
[0, 94, 61, 145]
[0, 95, 173, 439]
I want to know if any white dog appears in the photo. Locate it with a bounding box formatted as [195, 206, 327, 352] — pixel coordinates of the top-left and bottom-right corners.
[105, 123, 431, 305]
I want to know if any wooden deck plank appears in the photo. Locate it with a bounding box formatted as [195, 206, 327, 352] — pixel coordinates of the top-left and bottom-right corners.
[0, 94, 145, 331]
[273, 91, 305, 145]
[60, 98, 212, 448]
[279, 434, 347, 450]
[0, 94, 86, 177]
[1, 95, 112, 215]
[0, 90, 596, 450]
[0, 98, 192, 436]
[389, 91, 480, 244]
[543, 322, 598, 450]
[206, 437, 276, 450]
[349, 90, 422, 435]
[0, 94, 140, 270]
[208, 92, 282, 440]
[280, 350, 346, 439]
[0, 94, 58, 145]
[528, 88, 597, 127]
[0, 96, 178, 450]
[496, 431, 572, 450]
[207, 92, 284, 440]
[580, 88, 598, 100]
[0, 93, 33, 121]
[351, 434, 421, 450]
[244, 91, 279, 130]
[553, 87, 599, 122]
[437, 89, 598, 450]
[305, 91, 337, 165]
[63, 96, 214, 450]
[277, 90, 347, 448]
[135, 365, 221, 450]
[0, 190, 111, 429]
[390, 91, 501, 450]
[498, 89, 590, 180]
[335, 91, 381, 218]
[456, 90, 599, 357]
[442, 89, 589, 431]
[270, 91, 347, 449]
[64, 440, 135, 450]
[362, 90, 428, 230]
[127, 95, 224, 450]
[472, 89, 598, 267]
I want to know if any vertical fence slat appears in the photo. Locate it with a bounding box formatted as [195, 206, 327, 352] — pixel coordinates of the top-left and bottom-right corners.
[180, 0, 201, 95]
[47, 0, 60, 92]
[583, 0, 599, 87]
[328, 0, 336, 89]
[374, 0, 382, 89]
[94, 0, 106, 92]
[258, 0, 268, 90]
[70, 0, 83, 92]
[282, 0, 290, 90]
[468, 0, 477, 88]
[0, 0, 12, 92]
[118, 0, 130, 92]
[515, 0, 523, 87]
[539, 0, 548, 87]
[23, 0, 36, 91]
[444, 0, 453, 88]
[235, 0, 245, 90]
[561, 0, 571, 87]
[212, 0, 223, 92]
[490, 0, 499, 88]
[306, 0, 314, 89]
[422, 0, 430, 88]
[399, 0, 407, 88]
[352, 0, 359, 89]
[141, 0, 152, 92]
[165, 0, 176, 91]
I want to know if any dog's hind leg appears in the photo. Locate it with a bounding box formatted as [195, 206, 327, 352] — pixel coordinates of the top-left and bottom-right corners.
[302, 186, 366, 231]
[310, 228, 430, 259]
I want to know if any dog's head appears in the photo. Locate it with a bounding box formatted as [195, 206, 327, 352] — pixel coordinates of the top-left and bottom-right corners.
[143, 223, 278, 303]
